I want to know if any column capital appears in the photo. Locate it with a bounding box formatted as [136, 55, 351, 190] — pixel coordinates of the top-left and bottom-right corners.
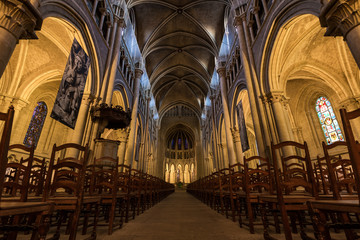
[267, 91, 286, 104]
[0, 0, 42, 40]
[231, 127, 241, 142]
[135, 68, 144, 79]
[320, 0, 360, 39]
[10, 97, 28, 111]
[114, 16, 126, 29]
[216, 62, 226, 77]
[116, 128, 130, 143]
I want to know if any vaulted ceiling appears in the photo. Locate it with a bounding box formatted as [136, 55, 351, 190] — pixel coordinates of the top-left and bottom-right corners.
[127, 0, 230, 115]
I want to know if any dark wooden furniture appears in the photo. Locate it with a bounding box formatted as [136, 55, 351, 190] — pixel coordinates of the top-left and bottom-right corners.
[308, 108, 360, 240]
[259, 141, 317, 240]
[0, 106, 53, 240]
[240, 156, 273, 234]
[42, 143, 99, 240]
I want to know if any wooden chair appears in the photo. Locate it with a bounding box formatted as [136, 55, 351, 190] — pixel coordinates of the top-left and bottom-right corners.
[87, 157, 124, 235]
[228, 162, 245, 224]
[259, 141, 317, 240]
[2, 144, 35, 202]
[42, 143, 99, 240]
[0, 106, 53, 239]
[308, 108, 360, 240]
[239, 156, 273, 234]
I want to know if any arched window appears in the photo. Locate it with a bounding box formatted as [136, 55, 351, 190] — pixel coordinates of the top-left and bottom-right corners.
[24, 102, 48, 148]
[315, 97, 344, 145]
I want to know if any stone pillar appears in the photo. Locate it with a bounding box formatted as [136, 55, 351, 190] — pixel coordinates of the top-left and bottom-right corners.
[124, 67, 143, 168]
[320, 0, 360, 68]
[210, 94, 220, 170]
[268, 91, 293, 143]
[231, 127, 244, 164]
[0, 0, 42, 79]
[105, 17, 126, 104]
[217, 65, 237, 165]
[68, 94, 95, 145]
[99, 8, 107, 30]
[116, 128, 129, 165]
[339, 97, 360, 139]
[92, 0, 99, 16]
[233, 11, 267, 157]
[268, 92, 296, 162]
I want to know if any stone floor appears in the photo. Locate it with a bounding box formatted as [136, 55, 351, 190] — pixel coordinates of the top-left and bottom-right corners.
[19, 190, 348, 239]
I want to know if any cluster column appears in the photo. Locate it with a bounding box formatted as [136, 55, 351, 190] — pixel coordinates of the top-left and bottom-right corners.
[124, 67, 143, 168]
[117, 128, 129, 165]
[0, 0, 42, 78]
[320, 0, 360, 68]
[217, 65, 237, 166]
[233, 9, 267, 157]
[231, 127, 244, 164]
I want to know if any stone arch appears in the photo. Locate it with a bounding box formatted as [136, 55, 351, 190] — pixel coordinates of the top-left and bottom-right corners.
[263, 13, 359, 157]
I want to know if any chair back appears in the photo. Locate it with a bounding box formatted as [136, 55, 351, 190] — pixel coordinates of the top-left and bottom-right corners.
[90, 156, 119, 195]
[43, 143, 89, 200]
[3, 144, 35, 201]
[322, 141, 354, 199]
[0, 106, 14, 202]
[340, 108, 360, 202]
[271, 141, 317, 198]
[243, 156, 273, 194]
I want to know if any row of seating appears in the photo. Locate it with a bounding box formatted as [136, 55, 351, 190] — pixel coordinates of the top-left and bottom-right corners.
[187, 107, 360, 240]
[0, 106, 175, 239]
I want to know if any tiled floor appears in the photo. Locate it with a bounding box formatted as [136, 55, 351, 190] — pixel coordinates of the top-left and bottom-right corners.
[19, 190, 347, 239]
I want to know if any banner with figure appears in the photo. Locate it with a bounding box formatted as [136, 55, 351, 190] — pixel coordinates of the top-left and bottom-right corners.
[51, 38, 91, 129]
[236, 101, 250, 152]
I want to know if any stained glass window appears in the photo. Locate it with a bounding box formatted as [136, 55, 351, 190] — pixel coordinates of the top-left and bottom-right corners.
[23, 102, 47, 148]
[315, 97, 344, 145]
[178, 138, 182, 150]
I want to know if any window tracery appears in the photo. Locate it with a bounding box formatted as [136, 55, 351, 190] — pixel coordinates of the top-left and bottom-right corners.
[315, 96, 344, 144]
[24, 102, 47, 148]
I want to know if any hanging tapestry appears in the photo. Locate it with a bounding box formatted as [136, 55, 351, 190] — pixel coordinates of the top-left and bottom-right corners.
[51, 38, 91, 129]
[237, 101, 250, 152]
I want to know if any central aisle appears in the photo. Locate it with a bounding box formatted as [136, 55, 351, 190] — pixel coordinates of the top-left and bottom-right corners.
[102, 190, 260, 240]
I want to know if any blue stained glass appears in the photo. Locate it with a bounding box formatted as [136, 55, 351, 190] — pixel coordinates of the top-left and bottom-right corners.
[316, 96, 344, 145]
[23, 102, 47, 148]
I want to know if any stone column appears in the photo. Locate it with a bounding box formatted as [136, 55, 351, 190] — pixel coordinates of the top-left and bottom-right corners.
[231, 127, 244, 164]
[233, 11, 267, 157]
[217, 65, 237, 165]
[210, 94, 220, 170]
[116, 128, 129, 165]
[0, 0, 42, 79]
[320, 0, 360, 68]
[68, 93, 95, 144]
[124, 67, 143, 167]
[105, 17, 126, 104]
[268, 91, 293, 143]
[339, 97, 360, 139]
[268, 91, 296, 162]
[67, 94, 95, 157]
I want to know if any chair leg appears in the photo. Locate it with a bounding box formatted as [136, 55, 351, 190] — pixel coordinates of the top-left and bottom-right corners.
[247, 200, 255, 234]
[279, 205, 293, 240]
[69, 206, 82, 240]
[108, 199, 116, 235]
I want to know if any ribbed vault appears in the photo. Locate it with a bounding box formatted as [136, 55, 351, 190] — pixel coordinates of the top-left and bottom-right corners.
[127, 0, 230, 111]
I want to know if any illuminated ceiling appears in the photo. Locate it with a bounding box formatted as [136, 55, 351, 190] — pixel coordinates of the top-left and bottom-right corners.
[127, 0, 230, 115]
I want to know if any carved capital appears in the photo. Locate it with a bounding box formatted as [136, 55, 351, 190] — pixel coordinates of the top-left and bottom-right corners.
[114, 16, 126, 29]
[320, 0, 360, 39]
[267, 91, 286, 104]
[216, 64, 226, 78]
[116, 128, 130, 143]
[134, 68, 143, 79]
[0, 0, 42, 40]
[231, 127, 241, 142]
[10, 97, 28, 111]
